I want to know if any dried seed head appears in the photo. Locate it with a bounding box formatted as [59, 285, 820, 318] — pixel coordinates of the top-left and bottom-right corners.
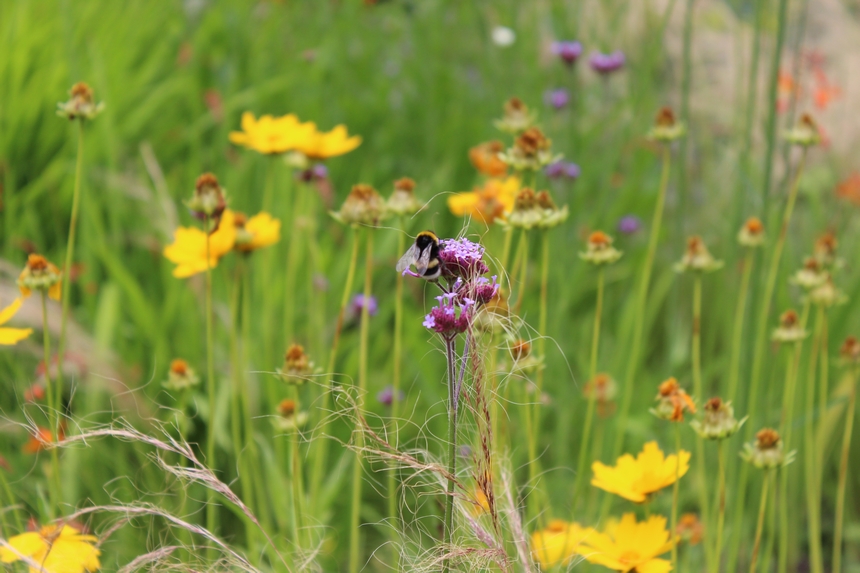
[394, 177, 415, 192]
[164, 358, 200, 391]
[808, 277, 847, 308]
[692, 396, 745, 440]
[652, 377, 696, 422]
[170, 359, 189, 376]
[468, 141, 508, 177]
[581, 230, 623, 266]
[57, 81, 104, 121]
[813, 231, 838, 266]
[332, 184, 387, 226]
[649, 106, 685, 142]
[273, 399, 308, 432]
[676, 513, 703, 545]
[387, 177, 422, 216]
[742, 427, 794, 469]
[675, 235, 723, 273]
[772, 308, 808, 343]
[511, 340, 531, 360]
[186, 173, 227, 219]
[738, 217, 766, 247]
[494, 97, 537, 134]
[498, 126, 559, 172]
[784, 113, 821, 146]
[840, 336, 860, 363]
[757, 428, 780, 449]
[18, 254, 63, 300]
[278, 344, 314, 385]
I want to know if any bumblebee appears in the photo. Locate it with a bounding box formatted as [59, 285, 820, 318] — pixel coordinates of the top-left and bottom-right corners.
[396, 230, 442, 280]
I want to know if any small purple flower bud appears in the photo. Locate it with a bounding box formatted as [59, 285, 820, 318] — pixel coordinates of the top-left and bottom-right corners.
[551, 41, 583, 66]
[351, 294, 378, 317]
[472, 276, 500, 305]
[377, 385, 404, 407]
[311, 164, 329, 180]
[545, 161, 580, 181]
[589, 50, 625, 75]
[618, 215, 642, 235]
[544, 88, 570, 110]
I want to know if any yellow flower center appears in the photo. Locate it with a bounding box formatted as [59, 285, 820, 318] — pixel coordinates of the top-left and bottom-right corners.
[619, 550, 641, 565]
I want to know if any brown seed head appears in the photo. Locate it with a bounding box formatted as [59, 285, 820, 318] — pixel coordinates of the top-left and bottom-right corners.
[535, 190, 556, 210]
[195, 173, 220, 194]
[686, 235, 703, 255]
[232, 212, 248, 227]
[505, 97, 526, 113]
[756, 428, 781, 450]
[511, 340, 531, 360]
[655, 106, 676, 128]
[514, 127, 551, 157]
[394, 177, 415, 192]
[278, 399, 297, 417]
[704, 397, 723, 412]
[779, 309, 799, 329]
[745, 217, 764, 235]
[27, 254, 49, 272]
[588, 231, 612, 248]
[840, 336, 860, 362]
[814, 231, 838, 257]
[803, 257, 821, 272]
[800, 113, 818, 131]
[658, 377, 680, 397]
[70, 82, 94, 103]
[170, 359, 189, 376]
[514, 188, 537, 211]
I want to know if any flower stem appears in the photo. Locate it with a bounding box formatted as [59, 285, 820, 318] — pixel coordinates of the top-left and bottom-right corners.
[749, 470, 771, 573]
[283, 185, 305, 345]
[692, 274, 713, 567]
[56, 121, 85, 427]
[729, 148, 807, 572]
[803, 307, 824, 573]
[614, 145, 671, 456]
[310, 228, 360, 505]
[727, 251, 754, 404]
[574, 267, 604, 509]
[290, 385, 306, 553]
[671, 422, 681, 573]
[204, 214, 218, 544]
[442, 336, 458, 573]
[833, 364, 858, 573]
[712, 440, 727, 573]
[349, 229, 374, 573]
[40, 292, 61, 516]
[388, 223, 406, 562]
[513, 229, 529, 316]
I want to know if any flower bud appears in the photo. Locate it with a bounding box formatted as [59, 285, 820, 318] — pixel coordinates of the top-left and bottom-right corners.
[579, 231, 623, 266]
[331, 184, 387, 227]
[57, 82, 105, 121]
[163, 359, 200, 391]
[742, 428, 795, 469]
[648, 107, 686, 142]
[674, 235, 723, 273]
[690, 397, 745, 440]
[185, 173, 227, 219]
[738, 217, 765, 248]
[17, 254, 63, 301]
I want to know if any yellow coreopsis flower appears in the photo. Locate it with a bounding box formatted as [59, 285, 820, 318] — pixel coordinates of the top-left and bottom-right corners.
[448, 176, 520, 224]
[229, 112, 316, 155]
[531, 519, 594, 568]
[163, 210, 237, 278]
[298, 124, 362, 159]
[233, 211, 281, 252]
[0, 524, 101, 573]
[0, 298, 33, 345]
[578, 513, 675, 573]
[591, 441, 690, 503]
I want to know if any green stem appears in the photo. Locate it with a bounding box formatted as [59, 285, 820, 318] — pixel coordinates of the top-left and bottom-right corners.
[283, 186, 305, 344]
[290, 385, 306, 554]
[349, 229, 374, 573]
[760, 0, 790, 216]
[310, 228, 360, 505]
[671, 423, 681, 573]
[749, 470, 771, 573]
[204, 214, 218, 543]
[40, 292, 61, 516]
[730, 149, 807, 572]
[388, 223, 406, 563]
[713, 440, 726, 573]
[727, 251, 754, 404]
[442, 337, 458, 573]
[499, 226, 514, 288]
[833, 364, 858, 573]
[228, 263, 252, 541]
[513, 229, 529, 317]
[614, 145, 671, 456]
[56, 122, 84, 425]
[0, 458, 21, 533]
[803, 307, 824, 573]
[574, 267, 604, 509]
[677, 0, 694, 226]
[692, 274, 713, 568]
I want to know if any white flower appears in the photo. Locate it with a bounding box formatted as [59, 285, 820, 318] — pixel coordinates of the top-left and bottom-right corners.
[491, 26, 516, 47]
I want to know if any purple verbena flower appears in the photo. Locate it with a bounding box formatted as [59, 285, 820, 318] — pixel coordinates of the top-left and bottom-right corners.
[618, 215, 642, 235]
[377, 385, 404, 407]
[589, 50, 626, 75]
[351, 294, 378, 317]
[423, 293, 472, 337]
[471, 276, 500, 305]
[545, 160, 581, 181]
[544, 88, 570, 110]
[439, 238, 490, 279]
[551, 41, 583, 66]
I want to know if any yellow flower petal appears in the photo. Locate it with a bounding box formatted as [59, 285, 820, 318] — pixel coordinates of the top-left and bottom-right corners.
[164, 211, 236, 278]
[591, 442, 689, 502]
[0, 327, 33, 345]
[0, 531, 44, 563]
[242, 211, 281, 251]
[0, 298, 24, 326]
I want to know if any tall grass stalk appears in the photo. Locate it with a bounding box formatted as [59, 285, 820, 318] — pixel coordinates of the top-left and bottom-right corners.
[614, 145, 671, 455]
[387, 222, 406, 561]
[691, 274, 713, 567]
[727, 250, 754, 404]
[670, 422, 681, 573]
[730, 149, 807, 570]
[573, 267, 604, 509]
[713, 440, 727, 573]
[803, 306, 824, 573]
[760, 0, 790, 216]
[40, 291, 61, 515]
[349, 229, 374, 573]
[310, 228, 360, 504]
[56, 122, 85, 419]
[204, 214, 218, 543]
[833, 362, 858, 573]
[283, 187, 305, 344]
[442, 336, 458, 573]
[749, 470, 772, 573]
[290, 385, 307, 553]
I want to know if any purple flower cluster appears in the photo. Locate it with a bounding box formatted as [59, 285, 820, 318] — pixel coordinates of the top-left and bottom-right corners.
[551, 41, 583, 66]
[439, 238, 490, 279]
[351, 293, 378, 317]
[423, 293, 473, 336]
[377, 385, 405, 407]
[298, 163, 329, 182]
[545, 160, 581, 181]
[589, 50, 626, 75]
[617, 215, 642, 235]
[544, 88, 570, 110]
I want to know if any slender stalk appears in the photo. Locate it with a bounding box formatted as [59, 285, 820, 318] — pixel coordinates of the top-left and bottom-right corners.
[309, 229, 360, 504]
[499, 226, 514, 290]
[513, 229, 529, 316]
[760, 0, 790, 216]
[713, 440, 727, 573]
[349, 229, 374, 573]
[730, 149, 807, 571]
[536, 230, 549, 405]
[283, 187, 305, 344]
[833, 364, 858, 573]
[40, 292, 61, 515]
[0, 459, 21, 533]
[671, 423, 681, 573]
[56, 122, 85, 417]
[387, 223, 406, 560]
[677, 0, 694, 226]
[803, 307, 824, 573]
[816, 311, 830, 496]
[442, 337, 458, 573]
[727, 251, 754, 404]
[290, 386, 306, 553]
[614, 145, 671, 455]
[691, 274, 713, 567]
[573, 267, 604, 508]
[749, 470, 772, 573]
[204, 214, 218, 542]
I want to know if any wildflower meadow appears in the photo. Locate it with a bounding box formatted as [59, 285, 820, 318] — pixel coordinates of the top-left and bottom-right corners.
[3, 1, 860, 572]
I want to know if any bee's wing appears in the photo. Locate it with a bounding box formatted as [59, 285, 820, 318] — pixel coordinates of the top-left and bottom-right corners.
[415, 246, 432, 275]
[396, 244, 420, 273]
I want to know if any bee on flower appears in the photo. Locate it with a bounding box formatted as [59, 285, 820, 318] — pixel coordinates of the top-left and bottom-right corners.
[580, 231, 623, 266]
[738, 216, 766, 247]
[330, 184, 387, 227]
[742, 428, 795, 469]
[493, 97, 536, 134]
[57, 82, 105, 121]
[648, 106, 686, 143]
[18, 254, 63, 301]
[690, 397, 745, 440]
[783, 113, 821, 147]
[674, 235, 723, 274]
[163, 359, 200, 391]
[498, 127, 560, 172]
[772, 309, 809, 343]
[592, 441, 690, 502]
[0, 298, 33, 345]
[652, 377, 696, 422]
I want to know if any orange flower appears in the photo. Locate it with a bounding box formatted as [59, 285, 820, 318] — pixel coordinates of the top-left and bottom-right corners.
[653, 377, 696, 422]
[812, 69, 841, 111]
[836, 173, 860, 206]
[23, 427, 64, 454]
[469, 141, 508, 177]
